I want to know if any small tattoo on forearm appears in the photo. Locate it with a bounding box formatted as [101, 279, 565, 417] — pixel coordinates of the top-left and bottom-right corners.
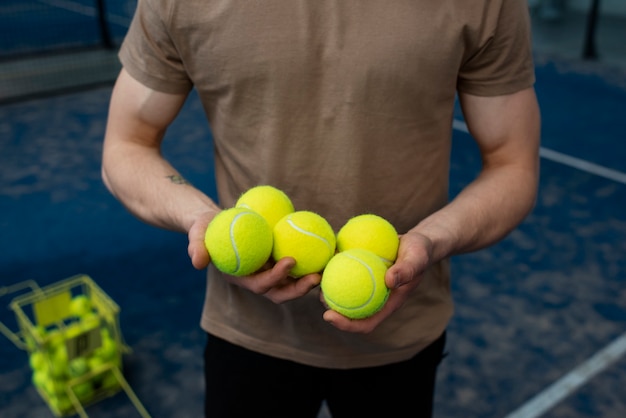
[166, 175, 190, 185]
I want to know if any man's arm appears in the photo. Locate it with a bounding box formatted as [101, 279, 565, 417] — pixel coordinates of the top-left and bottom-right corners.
[102, 69, 221, 270]
[325, 86, 541, 332]
[102, 69, 317, 299]
[102, 69, 221, 234]
[409, 86, 541, 263]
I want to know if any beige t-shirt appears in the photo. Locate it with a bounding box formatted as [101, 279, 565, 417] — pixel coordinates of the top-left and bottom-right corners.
[119, 0, 535, 368]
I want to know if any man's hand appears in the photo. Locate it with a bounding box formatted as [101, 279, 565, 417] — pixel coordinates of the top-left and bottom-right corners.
[187, 211, 215, 270]
[228, 259, 322, 304]
[188, 212, 321, 303]
[322, 87, 541, 334]
[321, 231, 433, 333]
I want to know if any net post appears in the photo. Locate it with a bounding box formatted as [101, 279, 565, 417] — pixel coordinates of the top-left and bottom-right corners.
[96, 0, 114, 50]
[582, 0, 601, 60]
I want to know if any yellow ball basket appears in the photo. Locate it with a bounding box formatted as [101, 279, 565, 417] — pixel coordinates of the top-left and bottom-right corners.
[0, 274, 151, 418]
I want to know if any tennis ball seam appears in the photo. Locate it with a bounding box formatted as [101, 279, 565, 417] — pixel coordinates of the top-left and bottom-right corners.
[285, 218, 335, 256]
[205, 207, 273, 277]
[229, 211, 251, 274]
[272, 211, 337, 277]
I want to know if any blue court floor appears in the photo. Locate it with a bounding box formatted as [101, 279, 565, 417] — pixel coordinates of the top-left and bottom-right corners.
[1, 6, 626, 418]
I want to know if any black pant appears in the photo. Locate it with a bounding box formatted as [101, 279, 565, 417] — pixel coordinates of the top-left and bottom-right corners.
[204, 331, 447, 418]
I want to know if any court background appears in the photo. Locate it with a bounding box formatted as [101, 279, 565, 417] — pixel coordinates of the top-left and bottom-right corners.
[1, 1, 625, 417]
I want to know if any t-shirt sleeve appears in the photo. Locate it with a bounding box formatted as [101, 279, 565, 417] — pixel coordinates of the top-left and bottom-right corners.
[118, 0, 193, 94]
[457, 0, 535, 96]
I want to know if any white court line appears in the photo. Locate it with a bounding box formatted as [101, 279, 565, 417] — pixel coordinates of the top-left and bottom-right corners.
[37, 0, 131, 27]
[539, 148, 626, 185]
[454, 118, 626, 417]
[453, 119, 626, 185]
[504, 332, 626, 418]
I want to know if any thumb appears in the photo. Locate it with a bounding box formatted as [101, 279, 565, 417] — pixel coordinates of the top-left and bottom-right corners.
[187, 217, 213, 270]
[385, 262, 413, 289]
[189, 239, 210, 270]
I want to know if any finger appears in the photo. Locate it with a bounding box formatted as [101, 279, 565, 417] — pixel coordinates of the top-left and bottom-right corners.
[385, 263, 410, 289]
[188, 219, 212, 270]
[229, 257, 295, 294]
[322, 309, 383, 334]
[319, 289, 329, 308]
[322, 295, 397, 334]
[322, 285, 411, 333]
[264, 274, 321, 304]
[189, 241, 210, 270]
[387, 237, 430, 288]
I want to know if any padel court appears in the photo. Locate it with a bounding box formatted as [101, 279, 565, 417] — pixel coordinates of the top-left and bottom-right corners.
[1, 1, 626, 417]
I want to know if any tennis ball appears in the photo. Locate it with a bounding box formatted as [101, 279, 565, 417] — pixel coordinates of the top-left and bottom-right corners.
[68, 357, 89, 378]
[205, 207, 274, 276]
[46, 329, 65, 350]
[336, 214, 399, 266]
[96, 332, 119, 361]
[49, 346, 69, 379]
[65, 322, 85, 340]
[69, 295, 92, 317]
[235, 185, 295, 228]
[71, 381, 94, 400]
[87, 354, 106, 373]
[29, 351, 46, 371]
[321, 248, 390, 319]
[32, 370, 47, 389]
[101, 371, 120, 390]
[272, 210, 336, 278]
[43, 376, 65, 396]
[50, 395, 73, 415]
[80, 312, 101, 331]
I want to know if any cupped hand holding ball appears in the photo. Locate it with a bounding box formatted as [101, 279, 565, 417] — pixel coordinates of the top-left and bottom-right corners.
[322, 230, 434, 333]
[197, 185, 322, 303]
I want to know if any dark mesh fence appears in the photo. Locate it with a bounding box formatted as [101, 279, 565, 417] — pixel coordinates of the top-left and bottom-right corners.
[1, 0, 135, 59]
[0, 0, 136, 103]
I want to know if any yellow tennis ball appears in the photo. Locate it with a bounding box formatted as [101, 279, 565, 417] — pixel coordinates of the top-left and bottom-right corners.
[43, 375, 66, 396]
[321, 248, 390, 319]
[336, 214, 399, 266]
[205, 207, 274, 276]
[235, 185, 295, 228]
[96, 330, 119, 362]
[272, 210, 336, 278]
[72, 381, 95, 401]
[68, 357, 89, 378]
[101, 371, 120, 390]
[80, 312, 101, 331]
[49, 345, 69, 379]
[29, 351, 46, 371]
[50, 394, 73, 415]
[32, 370, 47, 389]
[69, 294, 92, 317]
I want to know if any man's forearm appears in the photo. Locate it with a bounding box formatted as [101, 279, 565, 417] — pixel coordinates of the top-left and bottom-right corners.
[102, 140, 219, 233]
[411, 163, 538, 263]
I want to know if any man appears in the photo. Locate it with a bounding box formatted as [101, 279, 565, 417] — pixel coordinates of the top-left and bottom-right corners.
[102, 1, 540, 417]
